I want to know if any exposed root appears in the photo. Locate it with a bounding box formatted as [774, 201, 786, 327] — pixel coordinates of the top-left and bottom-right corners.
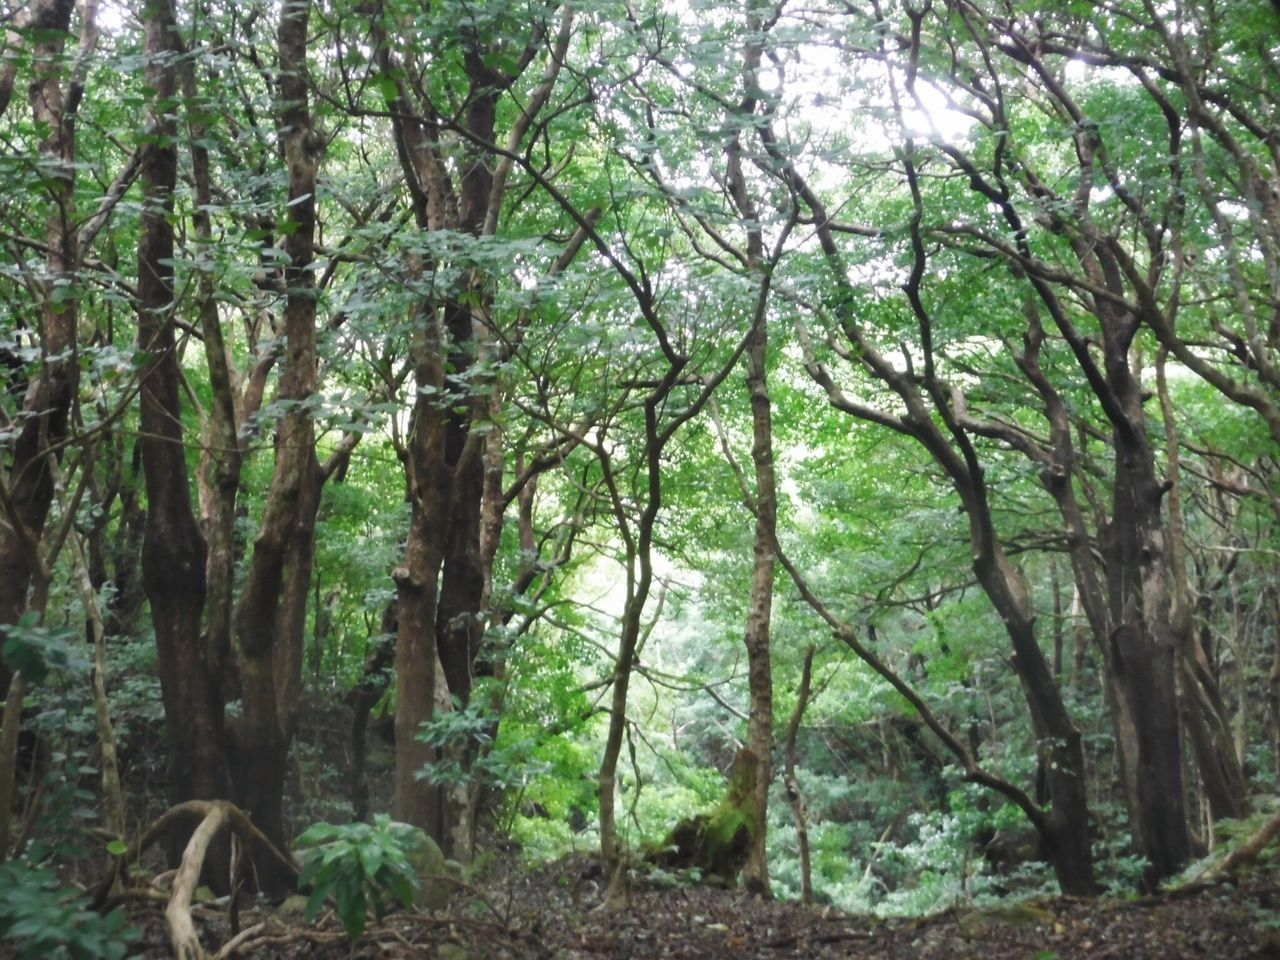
[93, 800, 297, 907]
[94, 800, 300, 960]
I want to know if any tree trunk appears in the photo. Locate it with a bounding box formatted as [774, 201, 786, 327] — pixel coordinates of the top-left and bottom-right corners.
[393, 435, 450, 841]
[1270, 630, 1280, 781]
[1096, 319, 1190, 884]
[0, 673, 27, 860]
[1156, 349, 1248, 822]
[347, 605, 396, 822]
[227, 0, 323, 895]
[741, 316, 775, 897]
[783, 646, 815, 903]
[372, 22, 495, 854]
[766, 95, 1101, 893]
[973, 548, 1097, 896]
[0, 0, 78, 693]
[724, 25, 777, 891]
[135, 0, 225, 872]
[222, 0, 322, 892]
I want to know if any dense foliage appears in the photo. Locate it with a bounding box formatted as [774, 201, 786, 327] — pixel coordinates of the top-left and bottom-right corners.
[1, 0, 1278, 937]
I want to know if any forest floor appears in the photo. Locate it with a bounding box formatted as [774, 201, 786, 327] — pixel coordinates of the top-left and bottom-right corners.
[113, 857, 1280, 960]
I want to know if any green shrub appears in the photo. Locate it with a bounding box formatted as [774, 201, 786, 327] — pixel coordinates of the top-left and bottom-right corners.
[295, 815, 425, 938]
[0, 860, 137, 960]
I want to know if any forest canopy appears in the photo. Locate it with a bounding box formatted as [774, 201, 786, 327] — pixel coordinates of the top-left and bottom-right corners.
[1, 0, 1279, 948]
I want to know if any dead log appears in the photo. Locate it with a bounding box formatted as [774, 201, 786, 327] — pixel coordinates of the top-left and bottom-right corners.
[1196, 808, 1280, 883]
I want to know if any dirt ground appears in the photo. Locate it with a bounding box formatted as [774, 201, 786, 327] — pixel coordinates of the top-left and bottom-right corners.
[111, 858, 1280, 960]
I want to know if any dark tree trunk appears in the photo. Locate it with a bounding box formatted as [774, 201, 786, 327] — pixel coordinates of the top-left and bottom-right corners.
[347, 605, 397, 822]
[1156, 349, 1248, 823]
[134, 0, 227, 872]
[1088, 291, 1190, 885]
[377, 36, 502, 859]
[1103, 418, 1190, 883]
[393, 494, 449, 841]
[227, 0, 323, 895]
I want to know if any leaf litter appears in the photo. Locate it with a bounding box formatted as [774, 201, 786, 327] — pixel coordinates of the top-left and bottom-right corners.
[108, 857, 1280, 960]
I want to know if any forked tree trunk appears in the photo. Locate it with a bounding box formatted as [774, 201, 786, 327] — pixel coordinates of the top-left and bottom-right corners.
[134, 0, 225, 870]
[774, 133, 1098, 894]
[227, 0, 323, 895]
[374, 22, 505, 857]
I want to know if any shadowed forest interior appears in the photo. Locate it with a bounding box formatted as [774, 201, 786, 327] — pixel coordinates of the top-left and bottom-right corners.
[1, 0, 1280, 957]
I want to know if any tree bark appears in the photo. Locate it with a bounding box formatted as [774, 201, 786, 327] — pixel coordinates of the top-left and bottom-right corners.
[740, 295, 776, 897]
[771, 125, 1098, 894]
[0, 0, 78, 693]
[227, 0, 323, 895]
[373, 6, 544, 855]
[1156, 349, 1248, 822]
[134, 0, 225, 872]
[783, 646, 815, 903]
[1092, 294, 1191, 884]
[347, 603, 397, 822]
[724, 10, 777, 893]
[0, 672, 26, 860]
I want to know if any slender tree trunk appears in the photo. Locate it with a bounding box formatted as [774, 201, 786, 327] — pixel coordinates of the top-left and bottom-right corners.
[1270, 622, 1280, 780]
[741, 316, 775, 897]
[182, 34, 241, 742]
[0, 673, 27, 860]
[1051, 561, 1064, 680]
[347, 605, 396, 822]
[783, 646, 815, 903]
[723, 19, 777, 890]
[393, 389, 451, 841]
[1156, 349, 1248, 821]
[599, 408, 665, 899]
[598, 557, 650, 897]
[51, 456, 125, 841]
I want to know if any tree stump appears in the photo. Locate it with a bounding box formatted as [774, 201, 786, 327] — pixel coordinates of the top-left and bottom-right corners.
[649, 748, 759, 884]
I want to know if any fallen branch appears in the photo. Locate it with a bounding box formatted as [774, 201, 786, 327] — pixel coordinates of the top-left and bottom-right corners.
[1187, 807, 1280, 887]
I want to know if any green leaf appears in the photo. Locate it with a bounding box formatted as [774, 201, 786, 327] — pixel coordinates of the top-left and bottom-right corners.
[304, 884, 329, 925]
